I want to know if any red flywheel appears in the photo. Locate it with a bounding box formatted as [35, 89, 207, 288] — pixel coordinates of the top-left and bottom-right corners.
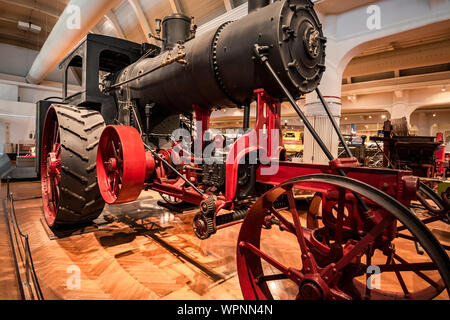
[97, 125, 146, 204]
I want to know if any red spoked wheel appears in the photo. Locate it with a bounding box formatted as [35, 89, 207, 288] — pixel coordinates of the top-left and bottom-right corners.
[41, 107, 61, 226]
[237, 174, 450, 300]
[97, 125, 146, 204]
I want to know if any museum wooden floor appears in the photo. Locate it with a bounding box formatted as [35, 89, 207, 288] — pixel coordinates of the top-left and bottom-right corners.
[0, 181, 21, 300]
[1, 180, 449, 300]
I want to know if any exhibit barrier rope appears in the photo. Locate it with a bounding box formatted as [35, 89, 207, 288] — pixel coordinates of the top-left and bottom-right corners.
[5, 179, 44, 300]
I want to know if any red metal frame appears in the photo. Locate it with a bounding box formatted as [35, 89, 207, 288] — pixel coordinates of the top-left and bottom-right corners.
[225, 89, 284, 202]
[193, 105, 212, 155]
[93, 88, 449, 300]
[97, 88, 419, 228]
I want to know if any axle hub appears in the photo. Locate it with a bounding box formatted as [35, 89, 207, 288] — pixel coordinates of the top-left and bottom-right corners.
[298, 280, 323, 300]
[47, 152, 60, 175]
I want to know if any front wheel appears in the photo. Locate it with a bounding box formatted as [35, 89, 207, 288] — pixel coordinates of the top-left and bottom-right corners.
[237, 174, 449, 300]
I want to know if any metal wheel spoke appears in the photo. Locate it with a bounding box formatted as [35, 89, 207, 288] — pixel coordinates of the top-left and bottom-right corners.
[51, 179, 58, 205]
[47, 178, 53, 202]
[268, 207, 296, 234]
[377, 262, 439, 272]
[118, 142, 123, 157]
[256, 273, 289, 284]
[113, 172, 119, 193]
[393, 254, 440, 289]
[55, 143, 61, 156]
[397, 233, 417, 241]
[52, 122, 58, 145]
[110, 139, 118, 158]
[239, 241, 292, 277]
[392, 259, 410, 295]
[286, 189, 309, 254]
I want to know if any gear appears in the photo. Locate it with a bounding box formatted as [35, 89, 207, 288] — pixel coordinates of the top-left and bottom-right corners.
[200, 196, 216, 215]
[192, 212, 215, 239]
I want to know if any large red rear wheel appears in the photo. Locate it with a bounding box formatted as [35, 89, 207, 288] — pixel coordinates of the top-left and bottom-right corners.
[237, 174, 449, 300]
[41, 105, 105, 227]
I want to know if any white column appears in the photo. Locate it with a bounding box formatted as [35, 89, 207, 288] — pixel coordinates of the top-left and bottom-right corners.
[417, 112, 431, 136]
[389, 91, 415, 125]
[303, 62, 342, 164]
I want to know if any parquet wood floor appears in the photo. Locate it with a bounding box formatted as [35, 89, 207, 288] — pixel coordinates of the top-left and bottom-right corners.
[1, 180, 448, 300]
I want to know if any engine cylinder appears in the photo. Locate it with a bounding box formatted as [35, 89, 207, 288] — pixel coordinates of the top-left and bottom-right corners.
[114, 0, 325, 117]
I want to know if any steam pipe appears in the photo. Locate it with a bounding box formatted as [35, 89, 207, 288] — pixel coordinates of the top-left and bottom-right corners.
[26, 0, 121, 84]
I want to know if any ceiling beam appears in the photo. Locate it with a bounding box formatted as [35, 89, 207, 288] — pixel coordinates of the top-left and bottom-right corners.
[0, 36, 41, 51]
[0, 0, 60, 19]
[168, 0, 183, 13]
[0, 31, 45, 48]
[223, 0, 234, 11]
[128, 0, 154, 43]
[342, 70, 450, 96]
[104, 10, 125, 38]
[344, 40, 450, 78]
[0, 16, 16, 24]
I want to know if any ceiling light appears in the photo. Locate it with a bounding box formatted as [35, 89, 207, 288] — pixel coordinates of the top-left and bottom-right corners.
[17, 21, 41, 33]
[442, 85, 446, 92]
[368, 115, 372, 119]
[344, 117, 348, 120]
[29, 24, 41, 33]
[381, 115, 386, 119]
[433, 113, 436, 117]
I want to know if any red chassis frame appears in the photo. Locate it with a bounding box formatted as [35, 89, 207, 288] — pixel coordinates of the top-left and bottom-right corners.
[95, 89, 449, 300]
[98, 88, 419, 231]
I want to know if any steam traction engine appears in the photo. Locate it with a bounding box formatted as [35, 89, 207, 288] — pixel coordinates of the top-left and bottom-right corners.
[38, 0, 449, 300]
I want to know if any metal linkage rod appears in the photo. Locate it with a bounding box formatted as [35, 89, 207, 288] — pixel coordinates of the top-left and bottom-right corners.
[253, 45, 334, 162]
[254, 44, 370, 214]
[315, 88, 353, 158]
[142, 141, 205, 197]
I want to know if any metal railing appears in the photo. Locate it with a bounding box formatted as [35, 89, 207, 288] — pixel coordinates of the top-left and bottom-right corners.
[4, 180, 44, 300]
